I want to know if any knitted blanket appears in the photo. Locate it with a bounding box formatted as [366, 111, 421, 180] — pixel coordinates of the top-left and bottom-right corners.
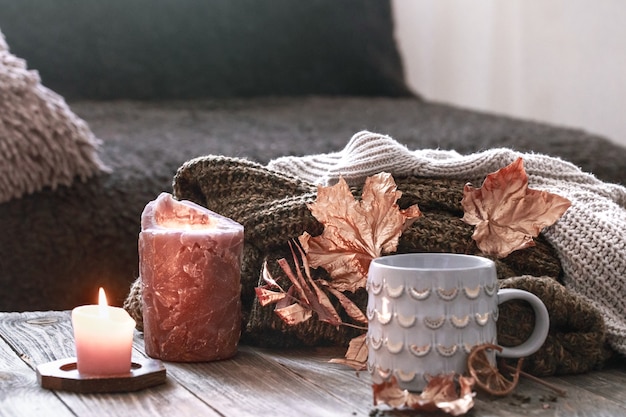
[124, 131, 625, 375]
[269, 131, 626, 355]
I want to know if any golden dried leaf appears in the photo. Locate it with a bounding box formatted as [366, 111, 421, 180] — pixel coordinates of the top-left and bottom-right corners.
[254, 287, 288, 306]
[300, 173, 421, 292]
[372, 378, 408, 409]
[461, 157, 571, 258]
[373, 375, 476, 415]
[291, 243, 343, 326]
[260, 260, 281, 288]
[424, 375, 476, 416]
[254, 242, 344, 327]
[417, 374, 461, 406]
[277, 257, 312, 305]
[275, 303, 313, 326]
[322, 282, 368, 324]
[329, 333, 368, 370]
[275, 285, 296, 310]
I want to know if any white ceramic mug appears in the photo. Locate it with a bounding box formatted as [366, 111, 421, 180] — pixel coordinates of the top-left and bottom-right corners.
[366, 253, 549, 392]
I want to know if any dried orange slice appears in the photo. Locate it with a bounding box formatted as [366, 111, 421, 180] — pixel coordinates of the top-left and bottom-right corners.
[467, 343, 523, 396]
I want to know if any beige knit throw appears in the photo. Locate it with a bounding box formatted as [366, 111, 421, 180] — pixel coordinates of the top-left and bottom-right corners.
[269, 131, 626, 355]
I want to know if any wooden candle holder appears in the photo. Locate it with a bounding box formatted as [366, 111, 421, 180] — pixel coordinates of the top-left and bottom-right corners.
[36, 357, 166, 393]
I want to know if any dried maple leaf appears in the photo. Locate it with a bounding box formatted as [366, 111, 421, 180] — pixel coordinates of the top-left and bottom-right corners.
[300, 173, 421, 292]
[372, 374, 476, 415]
[320, 281, 368, 325]
[255, 242, 368, 328]
[329, 333, 368, 370]
[461, 157, 571, 258]
[255, 286, 288, 306]
[372, 378, 408, 409]
[275, 301, 313, 326]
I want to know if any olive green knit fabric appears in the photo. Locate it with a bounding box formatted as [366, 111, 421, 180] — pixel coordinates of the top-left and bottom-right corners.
[124, 156, 608, 376]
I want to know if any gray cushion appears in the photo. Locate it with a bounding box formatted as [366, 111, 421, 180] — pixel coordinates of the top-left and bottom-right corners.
[0, 0, 410, 99]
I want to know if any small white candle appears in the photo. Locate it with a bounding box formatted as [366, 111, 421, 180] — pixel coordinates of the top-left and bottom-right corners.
[72, 288, 136, 375]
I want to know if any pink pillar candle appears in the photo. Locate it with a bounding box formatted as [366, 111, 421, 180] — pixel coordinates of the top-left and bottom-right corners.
[139, 193, 244, 362]
[72, 288, 136, 375]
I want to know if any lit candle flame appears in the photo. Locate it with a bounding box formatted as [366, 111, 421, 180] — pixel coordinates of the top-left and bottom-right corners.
[98, 287, 109, 317]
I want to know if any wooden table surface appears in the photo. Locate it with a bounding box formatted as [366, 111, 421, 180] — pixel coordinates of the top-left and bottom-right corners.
[1, 311, 625, 417]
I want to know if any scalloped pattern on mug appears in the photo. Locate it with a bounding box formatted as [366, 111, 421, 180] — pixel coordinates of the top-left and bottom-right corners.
[386, 284, 405, 298]
[369, 336, 383, 351]
[450, 314, 471, 328]
[484, 283, 497, 296]
[409, 343, 432, 357]
[462, 343, 475, 354]
[475, 312, 491, 326]
[395, 369, 417, 384]
[424, 315, 446, 329]
[436, 287, 459, 301]
[375, 366, 392, 380]
[463, 285, 481, 299]
[436, 344, 459, 357]
[386, 339, 404, 354]
[370, 281, 383, 295]
[397, 313, 417, 328]
[377, 310, 393, 325]
[408, 287, 431, 300]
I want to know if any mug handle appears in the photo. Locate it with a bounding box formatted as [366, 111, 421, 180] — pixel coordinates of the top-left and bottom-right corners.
[496, 289, 550, 358]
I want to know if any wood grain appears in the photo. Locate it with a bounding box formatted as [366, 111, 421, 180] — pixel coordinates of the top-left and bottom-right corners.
[155, 347, 369, 417]
[0, 322, 74, 417]
[260, 347, 373, 406]
[0, 311, 218, 417]
[2, 311, 626, 417]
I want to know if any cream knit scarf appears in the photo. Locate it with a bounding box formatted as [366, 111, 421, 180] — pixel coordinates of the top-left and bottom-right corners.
[268, 131, 626, 355]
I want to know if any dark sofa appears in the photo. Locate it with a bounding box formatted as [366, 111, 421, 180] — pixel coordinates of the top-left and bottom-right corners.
[1, 0, 624, 313]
